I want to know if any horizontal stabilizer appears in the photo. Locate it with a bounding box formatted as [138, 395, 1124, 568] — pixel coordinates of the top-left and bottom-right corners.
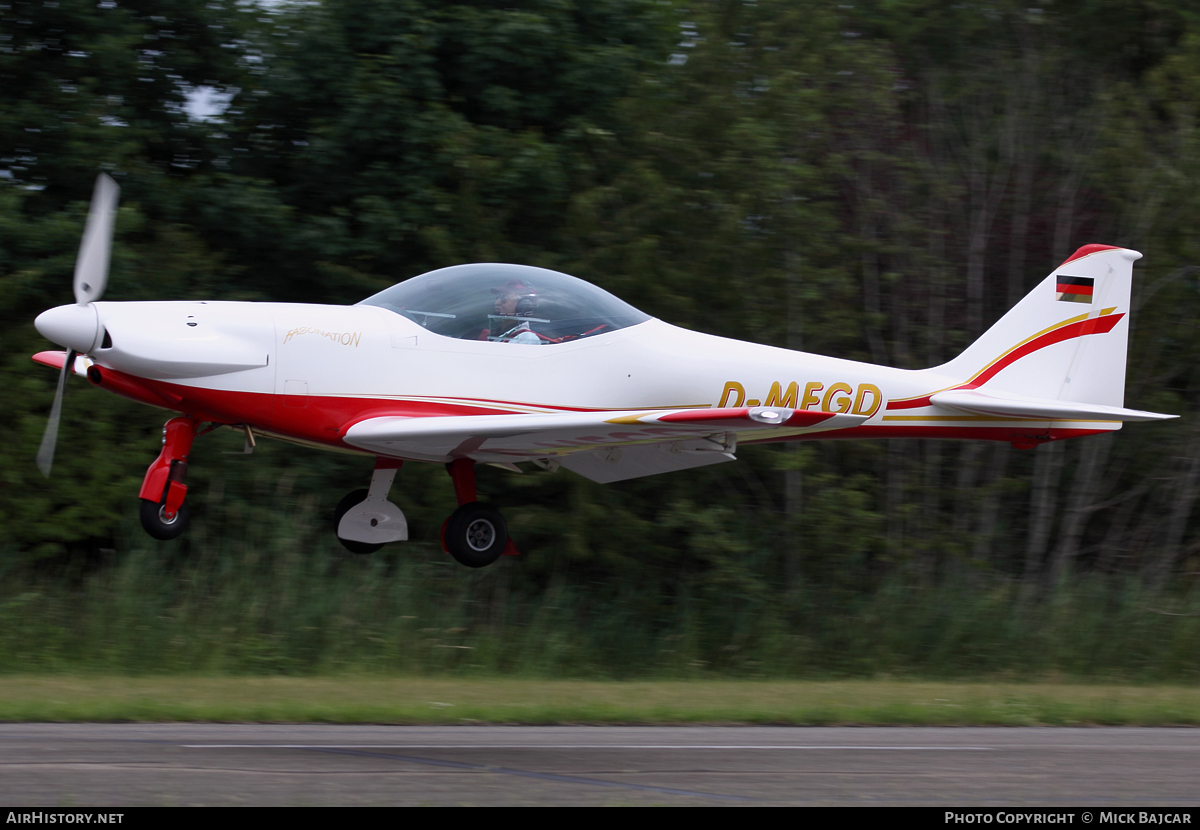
[930, 388, 1177, 422]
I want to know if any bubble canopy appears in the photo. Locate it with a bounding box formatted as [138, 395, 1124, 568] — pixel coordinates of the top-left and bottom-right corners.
[358, 264, 651, 344]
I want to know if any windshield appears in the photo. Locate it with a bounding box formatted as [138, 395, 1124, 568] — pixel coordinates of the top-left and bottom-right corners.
[358, 263, 651, 343]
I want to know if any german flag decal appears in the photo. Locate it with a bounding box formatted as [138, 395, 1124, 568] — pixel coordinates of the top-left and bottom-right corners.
[1055, 275, 1094, 303]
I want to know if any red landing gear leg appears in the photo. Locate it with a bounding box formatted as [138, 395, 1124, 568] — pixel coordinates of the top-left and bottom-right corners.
[441, 458, 520, 566]
[446, 457, 478, 506]
[138, 416, 199, 540]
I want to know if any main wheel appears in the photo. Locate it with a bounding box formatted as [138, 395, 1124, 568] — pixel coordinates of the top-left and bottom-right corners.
[334, 489, 383, 555]
[443, 502, 507, 568]
[139, 497, 190, 541]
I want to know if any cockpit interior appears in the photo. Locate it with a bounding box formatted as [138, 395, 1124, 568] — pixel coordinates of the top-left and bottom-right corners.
[358, 263, 651, 344]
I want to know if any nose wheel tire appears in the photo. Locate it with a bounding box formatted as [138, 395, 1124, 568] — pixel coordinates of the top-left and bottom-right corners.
[334, 488, 384, 555]
[139, 497, 190, 541]
[443, 502, 507, 568]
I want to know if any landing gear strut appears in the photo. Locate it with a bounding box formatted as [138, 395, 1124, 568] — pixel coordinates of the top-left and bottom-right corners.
[440, 458, 519, 568]
[331, 457, 519, 566]
[334, 458, 408, 554]
[138, 416, 198, 540]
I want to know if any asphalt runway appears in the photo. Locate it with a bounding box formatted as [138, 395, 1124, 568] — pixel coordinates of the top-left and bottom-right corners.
[1, 725, 1198, 806]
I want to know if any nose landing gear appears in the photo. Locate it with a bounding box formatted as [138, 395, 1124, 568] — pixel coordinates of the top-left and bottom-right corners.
[138, 416, 198, 540]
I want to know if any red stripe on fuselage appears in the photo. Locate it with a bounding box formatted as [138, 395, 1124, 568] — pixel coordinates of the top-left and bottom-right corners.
[84, 367, 575, 449]
[73, 361, 1116, 457]
[886, 312, 1124, 411]
[966, 313, 1122, 387]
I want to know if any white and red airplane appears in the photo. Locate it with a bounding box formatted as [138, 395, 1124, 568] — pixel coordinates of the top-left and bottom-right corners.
[32, 175, 1177, 567]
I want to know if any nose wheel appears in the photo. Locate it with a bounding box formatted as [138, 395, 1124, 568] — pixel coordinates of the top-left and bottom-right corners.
[139, 495, 190, 540]
[442, 502, 508, 568]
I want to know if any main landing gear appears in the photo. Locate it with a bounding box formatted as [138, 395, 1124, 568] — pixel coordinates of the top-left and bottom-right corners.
[440, 458, 518, 568]
[333, 457, 519, 568]
[333, 458, 408, 554]
[138, 416, 198, 540]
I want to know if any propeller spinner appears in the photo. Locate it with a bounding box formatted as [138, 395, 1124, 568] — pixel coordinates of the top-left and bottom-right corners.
[34, 173, 119, 476]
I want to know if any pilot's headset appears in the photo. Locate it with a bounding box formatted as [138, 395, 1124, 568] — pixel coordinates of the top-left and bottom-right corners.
[494, 279, 538, 316]
[516, 294, 537, 316]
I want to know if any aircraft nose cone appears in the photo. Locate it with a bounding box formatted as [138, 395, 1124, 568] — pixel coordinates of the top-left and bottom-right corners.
[35, 304, 101, 353]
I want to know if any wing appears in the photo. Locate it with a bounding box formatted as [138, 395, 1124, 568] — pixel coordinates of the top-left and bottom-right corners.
[344, 406, 868, 483]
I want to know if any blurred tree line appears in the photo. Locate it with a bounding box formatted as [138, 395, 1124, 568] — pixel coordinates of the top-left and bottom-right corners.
[2, 0, 1200, 676]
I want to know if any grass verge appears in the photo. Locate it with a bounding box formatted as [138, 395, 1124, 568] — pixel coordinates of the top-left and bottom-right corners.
[0, 676, 1198, 725]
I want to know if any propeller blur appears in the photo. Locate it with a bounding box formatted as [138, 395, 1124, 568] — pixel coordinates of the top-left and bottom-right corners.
[34, 173, 118, 476]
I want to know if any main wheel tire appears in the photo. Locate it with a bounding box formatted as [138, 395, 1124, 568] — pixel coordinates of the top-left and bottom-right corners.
[139, 497, 190, 541]
[444, 502, 507, 568]
[334, 488, 384, 555]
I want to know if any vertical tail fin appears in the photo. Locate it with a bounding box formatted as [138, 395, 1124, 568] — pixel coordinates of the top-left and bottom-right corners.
[938, 244, 1140, 407]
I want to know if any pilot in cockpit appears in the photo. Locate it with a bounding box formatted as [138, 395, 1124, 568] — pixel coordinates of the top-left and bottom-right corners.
[488, 279, 543, 344]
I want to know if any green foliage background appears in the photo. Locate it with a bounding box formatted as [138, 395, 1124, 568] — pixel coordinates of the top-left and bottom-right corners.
[2, 0, 1200, 677]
